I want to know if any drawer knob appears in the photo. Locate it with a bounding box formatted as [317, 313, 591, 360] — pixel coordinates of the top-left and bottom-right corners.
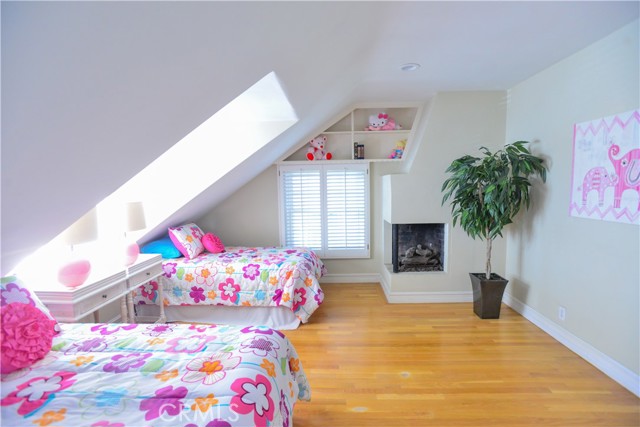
[146, 272, 150, 276]
[102, 294, 108, 299]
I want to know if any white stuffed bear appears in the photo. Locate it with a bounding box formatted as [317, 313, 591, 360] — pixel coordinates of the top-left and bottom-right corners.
[306, 135, 332, 161]
[365, 112, 402, 131]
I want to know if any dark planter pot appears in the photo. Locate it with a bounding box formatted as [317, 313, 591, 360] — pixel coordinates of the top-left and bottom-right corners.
[469, 273, 509, 319]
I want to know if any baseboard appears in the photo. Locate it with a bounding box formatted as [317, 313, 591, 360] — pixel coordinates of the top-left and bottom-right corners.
[320, 273, 381, 284]
[379, 273, 473, 303]
[503, 292, 640, 397]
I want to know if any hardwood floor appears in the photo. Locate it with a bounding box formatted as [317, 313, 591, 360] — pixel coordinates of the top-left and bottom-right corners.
[285, 283, 639, 427]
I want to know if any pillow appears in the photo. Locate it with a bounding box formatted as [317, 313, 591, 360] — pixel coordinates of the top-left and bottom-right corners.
[1, 302, 55, 374]
[202, 233, 225, 254]
[168, 223, 205, 259]
[141, 237, 182, 259]
[1, 275, 60, 335]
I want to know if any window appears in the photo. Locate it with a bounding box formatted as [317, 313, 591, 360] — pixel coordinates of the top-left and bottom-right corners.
[278, 163, 370, 258]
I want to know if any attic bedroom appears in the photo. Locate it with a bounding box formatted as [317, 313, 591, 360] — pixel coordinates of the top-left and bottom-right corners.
[1, 2, 639, 426]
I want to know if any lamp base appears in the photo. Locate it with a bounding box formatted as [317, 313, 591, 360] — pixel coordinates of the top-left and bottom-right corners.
[58, 259, 91, 288]
[124, 242, 140, 267]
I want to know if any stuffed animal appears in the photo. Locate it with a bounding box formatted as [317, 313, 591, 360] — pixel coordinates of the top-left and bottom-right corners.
[306, 135, 332, 161]
[365, 112, 402, 131]
[388, 139, 407, 159]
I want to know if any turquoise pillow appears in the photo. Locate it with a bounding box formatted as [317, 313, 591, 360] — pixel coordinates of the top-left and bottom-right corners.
[141, 237, 182, 259]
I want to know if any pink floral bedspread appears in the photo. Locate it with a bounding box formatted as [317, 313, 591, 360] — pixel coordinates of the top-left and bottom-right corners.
[134, 247, 326, 323]
[1, 322, 310, 426]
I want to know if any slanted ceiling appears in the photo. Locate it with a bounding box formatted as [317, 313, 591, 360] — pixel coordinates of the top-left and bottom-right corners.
[1, 1, 637, 273]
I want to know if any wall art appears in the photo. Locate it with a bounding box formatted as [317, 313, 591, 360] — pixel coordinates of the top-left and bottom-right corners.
[569, 109, 639, 225]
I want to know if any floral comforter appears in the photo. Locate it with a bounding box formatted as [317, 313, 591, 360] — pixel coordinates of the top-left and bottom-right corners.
[1, 322, 310, 426]
[135, 247, 327, 323]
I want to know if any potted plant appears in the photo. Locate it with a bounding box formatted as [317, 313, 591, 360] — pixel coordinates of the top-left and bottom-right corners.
[441, 141, 547, 319]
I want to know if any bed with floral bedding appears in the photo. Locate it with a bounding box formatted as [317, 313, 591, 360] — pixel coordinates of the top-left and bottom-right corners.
[134, 246, 326, 329]
[0, 322, 310, 427]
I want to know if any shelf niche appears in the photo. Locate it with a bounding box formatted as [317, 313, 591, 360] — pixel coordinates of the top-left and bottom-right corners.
[284, 105, 419, 162]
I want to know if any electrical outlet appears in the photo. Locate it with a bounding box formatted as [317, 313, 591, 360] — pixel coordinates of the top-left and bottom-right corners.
[558, 306, 566, 321]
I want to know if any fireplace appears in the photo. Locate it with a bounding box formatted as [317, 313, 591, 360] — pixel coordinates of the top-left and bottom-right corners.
[392, 223, 446, 273]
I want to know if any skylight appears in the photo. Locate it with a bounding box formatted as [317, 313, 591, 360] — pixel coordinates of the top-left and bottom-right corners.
[97, 71, 297, 240]
[14, 72, 297, 277]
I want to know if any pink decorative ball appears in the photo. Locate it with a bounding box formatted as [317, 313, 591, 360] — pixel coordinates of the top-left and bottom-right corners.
[58, 259, 91, 288]
[124, 242, 140, 266]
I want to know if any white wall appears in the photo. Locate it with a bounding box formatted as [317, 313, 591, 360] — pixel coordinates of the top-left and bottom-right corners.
[384, 91, 508, 294]
[0, 1, 391, 274]
[505, 21, 639, 375]
[205, 91, 509, 293]
[199, 166, 280, 247]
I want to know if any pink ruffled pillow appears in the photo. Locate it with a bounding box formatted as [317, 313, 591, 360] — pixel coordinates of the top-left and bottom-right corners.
[202, 233, 225, 254]
[1, 275, 60, 335]
[1, 302, 55, 374]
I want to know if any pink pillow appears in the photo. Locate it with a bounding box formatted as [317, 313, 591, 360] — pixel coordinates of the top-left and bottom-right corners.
[168, 223, 205, 259]
[202, 233, 225, 254]
[1, 275, 60, 335]
[1, 302, 55, 374]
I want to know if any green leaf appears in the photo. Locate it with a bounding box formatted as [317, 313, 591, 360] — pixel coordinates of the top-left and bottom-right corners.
[114, 337, 137, 349]
[441, 141, 547, 270]
[52, 341, 67, 351]
[142, 359, 165, 373]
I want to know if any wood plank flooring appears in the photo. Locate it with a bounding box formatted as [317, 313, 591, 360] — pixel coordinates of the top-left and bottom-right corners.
[285, 283, 639, 427]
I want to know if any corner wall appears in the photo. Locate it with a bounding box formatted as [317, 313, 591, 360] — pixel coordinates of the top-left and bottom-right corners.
[384, 91, 507, 296]
[504, 21, 639, 382]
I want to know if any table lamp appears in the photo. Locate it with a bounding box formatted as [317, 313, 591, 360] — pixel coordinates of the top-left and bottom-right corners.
[57, 208, 98, 288]
[124, 201, 146, 266]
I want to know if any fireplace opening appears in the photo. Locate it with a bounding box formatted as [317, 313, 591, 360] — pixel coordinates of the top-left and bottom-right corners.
[392, 223, 446, 273]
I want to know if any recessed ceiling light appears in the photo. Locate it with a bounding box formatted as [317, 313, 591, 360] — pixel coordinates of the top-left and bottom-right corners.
[400, 63, 421, 72]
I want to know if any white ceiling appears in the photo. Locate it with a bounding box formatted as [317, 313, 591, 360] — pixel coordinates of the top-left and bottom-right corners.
[1, 1, 638, 273]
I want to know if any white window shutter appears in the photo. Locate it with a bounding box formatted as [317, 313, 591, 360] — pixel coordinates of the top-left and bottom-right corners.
[279, 163, 369, 259]
[279, 167, 322, 251]
[325, 165, 369, 258]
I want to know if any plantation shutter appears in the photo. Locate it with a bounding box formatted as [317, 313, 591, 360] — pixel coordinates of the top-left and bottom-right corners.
[280, 167, 322, 250]
[278, 163, 369, 258]
[325, 165, 369, 257]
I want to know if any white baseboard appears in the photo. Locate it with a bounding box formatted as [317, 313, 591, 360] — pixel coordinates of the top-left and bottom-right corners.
[503, 292, 640, 397]
[320, 273, 381, 283]
[379, 272, 473, 303]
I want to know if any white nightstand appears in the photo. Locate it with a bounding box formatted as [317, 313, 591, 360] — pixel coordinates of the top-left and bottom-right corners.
[125, 253, 164, 323]
[33, 254, 163, 323]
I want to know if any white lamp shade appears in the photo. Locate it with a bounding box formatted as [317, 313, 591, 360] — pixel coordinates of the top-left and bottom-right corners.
[125, 202, 146, 232]
[59, 208, 98, 246]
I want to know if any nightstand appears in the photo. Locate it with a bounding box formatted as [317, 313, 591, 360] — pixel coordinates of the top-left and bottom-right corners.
[125, 253, 164, 323]
[31, 263, 128, 323]
[32, 254, 163, 323]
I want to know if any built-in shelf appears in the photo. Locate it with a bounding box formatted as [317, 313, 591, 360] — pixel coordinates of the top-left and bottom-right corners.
[282, 104, 421, 163]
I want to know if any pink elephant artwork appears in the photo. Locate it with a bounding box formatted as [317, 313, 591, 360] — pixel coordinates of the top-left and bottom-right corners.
[569, 109, 639, 224]
[581, 167, 618, 207]
[608, 144, 640, 210]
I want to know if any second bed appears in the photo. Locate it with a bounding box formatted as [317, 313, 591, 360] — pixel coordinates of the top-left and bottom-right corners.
[134, 246, 326, 329]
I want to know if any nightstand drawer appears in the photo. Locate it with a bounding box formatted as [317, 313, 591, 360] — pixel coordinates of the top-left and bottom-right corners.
[75, 281, 127, 316]
[128, 262, 163, 288]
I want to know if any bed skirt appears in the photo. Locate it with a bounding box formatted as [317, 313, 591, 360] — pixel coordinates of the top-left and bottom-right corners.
[136, 304, 302, 330]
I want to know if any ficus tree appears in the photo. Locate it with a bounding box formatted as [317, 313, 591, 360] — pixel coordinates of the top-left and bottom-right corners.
[441, 141, 547, 279]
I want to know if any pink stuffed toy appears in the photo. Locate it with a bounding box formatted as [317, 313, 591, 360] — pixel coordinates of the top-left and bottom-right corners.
[365, 112, 402, 131]
[306, 135, 332, 161]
